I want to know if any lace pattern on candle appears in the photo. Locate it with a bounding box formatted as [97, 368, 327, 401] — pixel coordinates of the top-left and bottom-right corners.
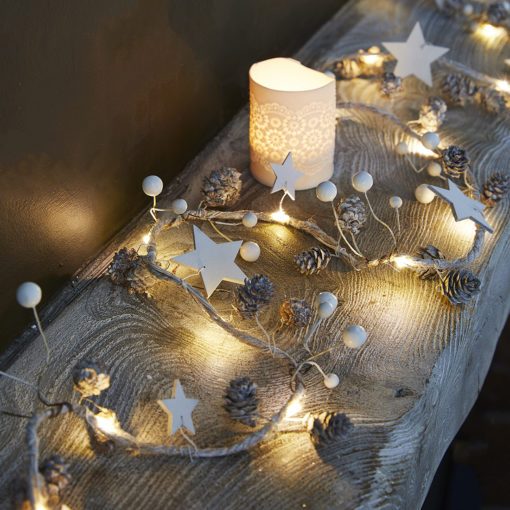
[249, 93, 336, 176]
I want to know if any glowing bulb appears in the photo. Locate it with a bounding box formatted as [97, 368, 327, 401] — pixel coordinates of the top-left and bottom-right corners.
[495, 79, 510, 93]
[35, 502, 49, 510]
[475, 23, 506, 39]
[392, 255, 416, 269]
[92, 410, 120, 435]
[142, 233, 150, 244]
[271, 208, 290, 223]
[359, 46, 382, 66]
[285, 398, 303, 419]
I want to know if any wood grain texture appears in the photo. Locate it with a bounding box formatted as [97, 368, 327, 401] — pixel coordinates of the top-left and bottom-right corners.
[1, 0, 509, 508]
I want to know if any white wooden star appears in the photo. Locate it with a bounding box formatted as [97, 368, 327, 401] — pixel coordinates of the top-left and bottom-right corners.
[172, 225, 247, 297]
[270, 152, 304, 201]
[429, 179, 493, 233]
[382, 22, 449, 86]
[158, 379, 199, 436]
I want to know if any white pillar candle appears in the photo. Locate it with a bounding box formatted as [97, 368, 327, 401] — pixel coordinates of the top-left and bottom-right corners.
[249, 58, 336, 190]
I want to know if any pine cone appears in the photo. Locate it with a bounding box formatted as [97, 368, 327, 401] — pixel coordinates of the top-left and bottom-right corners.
[224, 377, 258, 427]
[202, 167, 242, 208]
[482, 172, 510, 206]
[72, 360, 110, 397]
[294, 247, 332, 275]
[478, 87, 507, 114]
[336, 195, 368, 235]
[334, 57, 362, 80]
[417, 245, 445, 280]
[441, 74, 478, 106]
[308, 412, 353, 446]
[380, 72, 402, 96]
[234, 274, 274, 317]
[40, 455, 72, 508]
[108, 248, 155, 296]
[486, 1, 510, 24]
[279, 298, 312, 328]
[419, 96, 447, 132]
[441, 145, 470, 178]
[440, 269, 481, 305]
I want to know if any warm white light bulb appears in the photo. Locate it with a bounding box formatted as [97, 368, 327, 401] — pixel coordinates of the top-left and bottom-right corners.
[285, 398, 303, 419]
[476, 23, 506, 39]
[392, 255, 415, 269]
[93, 410, 120, 435]
[495, 79, 510, 93]
[142, 233, 150, 244]
[271, 208, 290, 223]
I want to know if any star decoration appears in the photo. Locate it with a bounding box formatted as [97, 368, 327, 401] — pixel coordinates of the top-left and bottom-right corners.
[172, 225, 247, 297]
[429, 179, 493, 233]
[158, 379, 199, 436]
[270, 152, 304, 201]
[382, 22, 449, 86]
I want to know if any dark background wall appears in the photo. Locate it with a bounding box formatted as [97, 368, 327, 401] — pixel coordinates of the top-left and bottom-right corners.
[0, 0, 341, 347]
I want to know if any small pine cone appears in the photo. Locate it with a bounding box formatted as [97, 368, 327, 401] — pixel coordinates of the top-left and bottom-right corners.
[417, 245, 446, 280]
[336, 195, 368, 235]
[224, 377, 258, 427]
[478, 87, 507, 114]
[40, 455, 72, 508]
[235, 274, 274, 317]
[419, 96, 447, 132]
[486, 1, 510, 24]
[482, 172, 510, 206]
[308, 412, 353, 446]
[441, 74, 478, 106]
[108, 247, 155, 296]
[72, 360, 110, 397]
[334, 57, 362, 80]
[294, 247, 332, 275]
[440, 268, 481, 305]
[441, 145, 470, 178]
[279, 298, 312, 328]
[380, 72, 403, 96]
[202, 167, 242, 208]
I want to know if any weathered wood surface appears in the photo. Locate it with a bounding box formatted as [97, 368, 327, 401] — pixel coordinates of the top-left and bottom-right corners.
[1, 0, 509, 508]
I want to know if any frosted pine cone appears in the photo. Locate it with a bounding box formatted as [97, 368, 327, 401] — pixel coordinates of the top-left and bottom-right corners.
[380, 72, 402, 96]
[419, 96, 447, 132]
[417, 245, 445, 281]
[279, 298, 312, 328]
[478, 88, 507, 114]
[308, 412, 353, 446]
[72, 360, 110, 397]
[336, 195, 368, 235]
[234, 274, 274, 317]
[334, 57, 362, 80]
[108, 248, 156, 296]
[224, 377, 258, 427]
[440, 269, 481, 305]
[294, 247, 332, 275]
[202, 167, 242, 208]
[482, 172, 510, 206]
[40, 455, 72, 508]
[441, 74, 478, 106]
[441, 145, 470, 178]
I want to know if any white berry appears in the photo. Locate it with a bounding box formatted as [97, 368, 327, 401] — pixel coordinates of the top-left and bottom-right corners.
[171, 199, 188, 215]
[342, 325, 368, 349]
[16, 282, 42, 308]
[427, 161, 442, 177]
[389, 196, 403, 209]
[352, 171, 373, 193]
[316, 181, 338, 202]
[422, 132, 440, 150]
[317, 301, 335, 319]
[240, 241, 260, 262]
[415, 184, 436, 204]
[316, 291, 338, 310]
[463, 4, 474, 15]
[142, 175, 163, 197]
[396, 142, 409, 155]
[323, 373, 340, 389]
[242, 212, 258, 228]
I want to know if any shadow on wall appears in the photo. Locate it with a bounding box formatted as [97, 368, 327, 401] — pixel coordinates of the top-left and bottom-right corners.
[0, 0, 342, 352]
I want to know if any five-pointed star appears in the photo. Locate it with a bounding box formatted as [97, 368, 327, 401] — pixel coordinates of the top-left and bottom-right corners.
[270, 152, 304, 201]
[429, 179, 493, 233]
[158, 379, 199, 436]
[382, 22, 449, 86]
[172, 225, 247, 297]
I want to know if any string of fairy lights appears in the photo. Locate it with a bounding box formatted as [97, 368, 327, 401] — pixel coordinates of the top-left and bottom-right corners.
[1, 11, 509, 510]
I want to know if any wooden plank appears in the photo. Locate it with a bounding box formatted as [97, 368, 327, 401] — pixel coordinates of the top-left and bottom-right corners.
[1, 0, 509, 508]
